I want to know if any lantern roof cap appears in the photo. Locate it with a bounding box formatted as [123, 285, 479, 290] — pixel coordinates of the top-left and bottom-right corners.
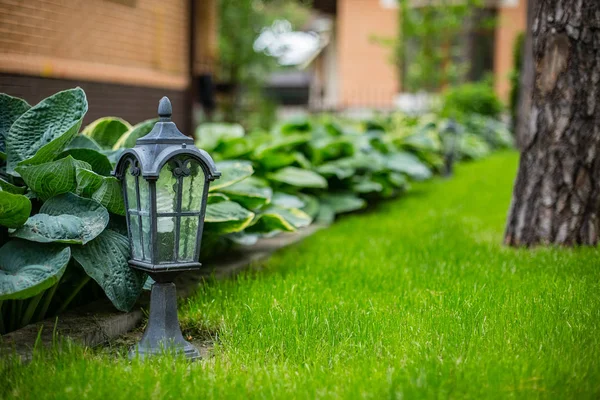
[136, 97, 194, 145]
[113, 97, 221, 181]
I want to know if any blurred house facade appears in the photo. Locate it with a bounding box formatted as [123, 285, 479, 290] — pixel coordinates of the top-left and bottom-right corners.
[308, 0, 527, 111]
[0, 0, 218, 130]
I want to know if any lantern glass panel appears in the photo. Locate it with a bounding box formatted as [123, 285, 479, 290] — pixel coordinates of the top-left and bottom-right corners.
[141, 216, 152, 261]
[157, 216, 176, 262]
[180, 161, 205, 212]
[156, 162, 179, 213]
[139, 178, 150, 211]
[178, 216, 199, 262]
[129, 213, 142, 260]
[125, 165, 138, 211]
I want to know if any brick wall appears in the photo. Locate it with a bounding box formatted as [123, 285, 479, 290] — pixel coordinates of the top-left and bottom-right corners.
[0, 0, 190, 89]
[336, 0, 399, 109]
[494, 0, 527, 102]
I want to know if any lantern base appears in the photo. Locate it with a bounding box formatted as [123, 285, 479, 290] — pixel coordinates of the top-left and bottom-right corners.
[129, 282, 201, 362]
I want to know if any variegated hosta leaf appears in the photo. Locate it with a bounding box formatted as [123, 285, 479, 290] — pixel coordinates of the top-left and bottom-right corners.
[316, 162, 355, 180]
[16, 156, 92, 201]
[57, 148, 113, 176]
[207, 193, 230, 204]
[0, 94, 31, 159]
[204, 201, 254, 234]
[385, 152, 432, 181]
[6, 88, 88, 175]
[72, 230, 145, 312]
[219, 177, 272, 210]
[210, 160, 254, 192]
[0, 240, 70, 300]
[320, 193, 366, 215]
[0, 190, 32, 228]
[271, 192, 305, 209]
[113, 119, 157, 149]
[82, 117, 131, 149]
[75, 167, 125, 215]
[299, 193, 320, 219]
[351, 177, 383, 194]
[267, 167, 327, 189]
[246, 206, 312, 234]
[11, 193, 109, 244]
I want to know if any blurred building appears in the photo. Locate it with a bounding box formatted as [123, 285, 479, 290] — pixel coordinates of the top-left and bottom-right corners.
[307, 0, 527, 111]
[0, 0, 218, 130]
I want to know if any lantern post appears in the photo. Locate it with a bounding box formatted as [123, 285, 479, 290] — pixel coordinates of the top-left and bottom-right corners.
[113, 97, 220, 360]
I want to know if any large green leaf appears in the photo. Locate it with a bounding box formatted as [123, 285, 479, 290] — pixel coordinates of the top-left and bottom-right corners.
[91, 176, 125, 216]
[309, 136, 354, 165]
[75, 167, 104, 197]
[0, 241, 70, 300]
[267, 167, 327, 189]
[210, 160, 254, 191]
[66, 135, 102, 151]
[351, 177, 384, 194]
[75, 166, 124, 215]
[16, 156, 92, 201]
[0, 190, 31, 228]
[246, 206, 312, 233]
[207, 193, 230, 204]
[6, 88, 88, 174]
[385, 152, 432, 181]
[113, 119, 157, 149]
[72, 230, 145, 312]
[204, 201, 254, 234]
[272, 192, 304, 209]
[219, 177, 272, 210]
[320, 193, 366, 215]
[253, 134, 309, 158]
[316, 162, 355, 180]
[11, 193, 109, 244]
[0, 94, 31, 159]
[82, 117, 131, 149]
[195, 123, 244, 152]
[299, 193, 320, 218]
[57, 148, 113, 176]
[0, 177, 26, 195]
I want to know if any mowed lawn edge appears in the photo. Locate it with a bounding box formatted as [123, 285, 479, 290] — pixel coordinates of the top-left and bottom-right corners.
[2, 151, 599, 399]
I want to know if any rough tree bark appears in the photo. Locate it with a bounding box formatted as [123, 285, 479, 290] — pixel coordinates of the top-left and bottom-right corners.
[505, 0, 600, 246]
[514, 0, 536, 150]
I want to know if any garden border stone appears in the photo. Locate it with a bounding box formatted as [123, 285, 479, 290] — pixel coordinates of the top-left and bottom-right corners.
[0, 225, 322, 360]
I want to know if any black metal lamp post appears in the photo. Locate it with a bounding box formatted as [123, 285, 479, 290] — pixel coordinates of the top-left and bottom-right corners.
[113, 97, 220, 360]
[441, 118, 460, 177]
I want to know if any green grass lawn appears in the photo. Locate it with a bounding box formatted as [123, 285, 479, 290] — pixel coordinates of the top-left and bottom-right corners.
[2, 151, 600, 399]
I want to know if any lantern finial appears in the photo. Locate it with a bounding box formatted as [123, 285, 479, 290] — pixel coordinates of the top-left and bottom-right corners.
[158, 96, 172, 121]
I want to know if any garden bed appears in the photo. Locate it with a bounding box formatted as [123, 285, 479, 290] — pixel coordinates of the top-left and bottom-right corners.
[1, 224, 321, 359]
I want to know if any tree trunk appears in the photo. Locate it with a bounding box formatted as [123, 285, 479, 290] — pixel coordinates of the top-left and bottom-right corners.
[514, 0, 536, 150]
[505, 0, 600, 246]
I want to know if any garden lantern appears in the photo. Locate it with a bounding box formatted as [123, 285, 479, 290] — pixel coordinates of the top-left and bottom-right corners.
[114, 97, 220, 360]
[441, 118, 460, 177]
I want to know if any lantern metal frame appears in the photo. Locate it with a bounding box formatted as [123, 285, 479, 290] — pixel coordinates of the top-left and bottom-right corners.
[441, 118, 460, 177]
[113, 97, 220, 361]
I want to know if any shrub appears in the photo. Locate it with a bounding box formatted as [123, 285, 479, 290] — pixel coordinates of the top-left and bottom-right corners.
[440, 81, 504, 119]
